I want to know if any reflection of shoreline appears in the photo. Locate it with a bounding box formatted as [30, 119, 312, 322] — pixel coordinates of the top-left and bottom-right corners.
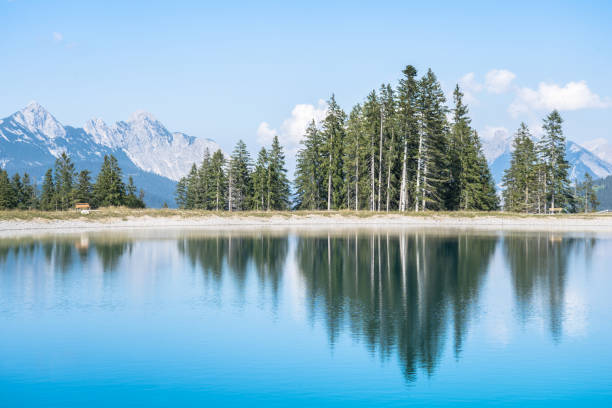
[3, 214, 612, 238]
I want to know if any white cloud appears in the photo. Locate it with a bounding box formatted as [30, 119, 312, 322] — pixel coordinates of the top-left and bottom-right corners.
[485, 69, 516, 94]
[458, 72, 482, 105]
[52, 32, 63, 42]
[257, 99, 328, 151]
[509, 80, 610, 117]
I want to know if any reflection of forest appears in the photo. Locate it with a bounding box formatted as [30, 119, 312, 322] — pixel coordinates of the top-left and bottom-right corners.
[178, 233, 289, 303]
[503, 232, 596, 342]
[0, 235, 133, 273]
[296, 232, 498, 381]
[0, 230, 599, 382]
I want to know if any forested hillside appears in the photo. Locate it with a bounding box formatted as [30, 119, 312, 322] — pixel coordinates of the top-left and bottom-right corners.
[595, 176, 612, 210]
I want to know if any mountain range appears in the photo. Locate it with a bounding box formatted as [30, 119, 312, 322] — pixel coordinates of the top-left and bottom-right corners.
[0, 102, 220, 207]
[1, 102, 611, 208]
[480, 129, 612, 187]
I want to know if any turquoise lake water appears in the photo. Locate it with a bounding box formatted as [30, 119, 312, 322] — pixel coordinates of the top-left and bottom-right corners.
[0, 229, 611, 407]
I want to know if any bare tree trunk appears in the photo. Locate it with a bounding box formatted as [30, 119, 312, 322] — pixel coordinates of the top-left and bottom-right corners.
[327, 153, 332, 211]
[378, 107, 384, 212]
[228, 164, 233, 212]
[355, 139, 360, 211]
[370, 137, 376, 211]
[422, 162, 427, 211]
[399, 137, 408, 212]
[415, 129, 424, 212]
[386, 129, 393, 212]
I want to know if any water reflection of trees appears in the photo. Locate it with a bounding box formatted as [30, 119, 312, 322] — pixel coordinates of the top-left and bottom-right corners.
[0, 235, 132, 273]
[295, 231, 498, 381]
[503, 232, 596, 342]
[178, 233, 289, 303]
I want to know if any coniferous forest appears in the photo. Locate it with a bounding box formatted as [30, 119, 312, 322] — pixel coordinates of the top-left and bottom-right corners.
[0, 65, 600, 213]
[0, 153, 146, 210]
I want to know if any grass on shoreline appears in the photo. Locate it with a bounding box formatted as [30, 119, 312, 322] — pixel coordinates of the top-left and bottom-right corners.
[0, 207, 610, 222]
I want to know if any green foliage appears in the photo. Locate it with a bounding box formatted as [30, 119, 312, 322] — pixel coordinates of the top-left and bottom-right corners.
[539, 110, 571, 210]
[576, 173, 599, 213]
[503, 123, 539, 212]
[94, 155, 126, 207]
[295, 120, 326, 210]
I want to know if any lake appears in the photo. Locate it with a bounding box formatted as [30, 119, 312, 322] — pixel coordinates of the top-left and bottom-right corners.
[0, 228, 611, 407]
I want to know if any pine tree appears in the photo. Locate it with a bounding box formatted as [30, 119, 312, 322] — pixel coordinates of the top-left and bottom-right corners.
[538, 110, 571, 211]
[176, 177, 188, 209]
[185, 164, 199, 209]
[10, 173, 24, 209]
[267, 136, 290, 210]
[74, 170, 93, 204]
[197, 149, 212, 209]
[208, 149, 227, 211]
[396, 65, 419, 212]
[0, 170, 16, 210]
[577, 173, 599, 213]
[21, 173, 36, 210]
[252, 147, 269, 210]
[125, 176, 146, 208]
[321, 95, 346, 210]
[295, 120, 325, 210]
[93, 155, 126, 207]
[343, 105, 368, 210]
[502, 123, 538, 212]
[40, 168, 56, 210]
[415, 69, 449, 211]
[228, 140, 252, 211]
[54, 152, 76, 210]
[363, 90, 381, 211]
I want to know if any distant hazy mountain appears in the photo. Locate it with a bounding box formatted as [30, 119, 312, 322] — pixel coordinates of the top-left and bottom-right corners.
[480, 129, 612, 187]
[0, 102, 221, 207]
[582, 138, 612, 166]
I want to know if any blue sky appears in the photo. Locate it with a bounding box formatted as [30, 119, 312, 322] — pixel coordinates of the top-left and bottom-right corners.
[1, 0, 611, 155]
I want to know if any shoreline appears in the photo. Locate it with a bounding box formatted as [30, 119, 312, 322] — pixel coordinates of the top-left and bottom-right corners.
[2, 212, 612, 236]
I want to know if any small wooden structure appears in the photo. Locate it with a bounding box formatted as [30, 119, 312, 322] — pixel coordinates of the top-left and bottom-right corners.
[75, 203, 91, 210]
[549, 207, 563, 214]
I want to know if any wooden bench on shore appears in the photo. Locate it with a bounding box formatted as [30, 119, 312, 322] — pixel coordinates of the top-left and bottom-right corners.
[549, 207, 563, 214]
[75, 203, 91, 213]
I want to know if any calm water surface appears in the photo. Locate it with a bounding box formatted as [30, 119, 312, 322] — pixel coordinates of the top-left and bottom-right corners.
[0, 228, 611, 407]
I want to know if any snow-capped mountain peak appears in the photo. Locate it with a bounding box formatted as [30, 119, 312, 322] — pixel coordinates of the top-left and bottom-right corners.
[583, 137, 612, 165]
[12, 101, 66, 140]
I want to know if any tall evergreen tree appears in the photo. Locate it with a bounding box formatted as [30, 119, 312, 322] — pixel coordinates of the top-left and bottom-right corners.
[208, 149, 227, 211]
[267, 136, 290, 210]
[74, 170, 93, 204]
[295, 120, 325, 210]
[54, 152, 76, 210]
[94, 155, 126, 207]
[40, 168, 56, 210]
[125, 176, 146, 208]
[396, 65, 419, 212]
[175, 177, 188, 209]
[0, 170, 16, 210]
[343, 105, 368, 210]
[10, 173, 24, 209]
[21, 173, 36, 210]
[502, 123, 538, 212]
[252, 147, 269, 210]
[415, 69, 449, 211]
[538, 110, 571, 211]
[228, 140, 252, 211]
[577, 173, 599, 213]
[321, 95, 346, 210]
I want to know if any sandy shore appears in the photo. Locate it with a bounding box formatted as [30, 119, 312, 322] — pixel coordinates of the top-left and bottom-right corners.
[2, 213, 612, 237]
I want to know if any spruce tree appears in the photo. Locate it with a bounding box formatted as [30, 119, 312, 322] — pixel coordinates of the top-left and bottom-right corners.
[538, 110, 570, 211]
[74, 170, 93, 204]
[185, 164, 199, 209]
[21, 173, 36, 210]
[40, 168, 56, 210]
[93, 155, 126, 207]
[295, 120, 325, 210]
[197, 149, 212, 209]
[10, 173, 24, 209]
[577, 173, 599, 213]
[125, 176, 146, 208]
[54, 152, 76, 210]
[502, 123, 538, 212]
[228, 140, 252, 211]
[176, 177, 188, 209]
[252, 147, 269, 210]
[396, 65, 419, 212]
[343, 105, 368, 210]
[267, 136, 290, 210]
[0, 170, 16, 210]
[321, 95, 346, 210]
[415, 69, 449, 211]
[208, 149, 227, 211]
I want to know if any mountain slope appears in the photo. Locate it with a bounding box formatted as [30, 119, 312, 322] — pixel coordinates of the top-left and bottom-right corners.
[0, 102, 221, 207]
[481, 130, 612, 186]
